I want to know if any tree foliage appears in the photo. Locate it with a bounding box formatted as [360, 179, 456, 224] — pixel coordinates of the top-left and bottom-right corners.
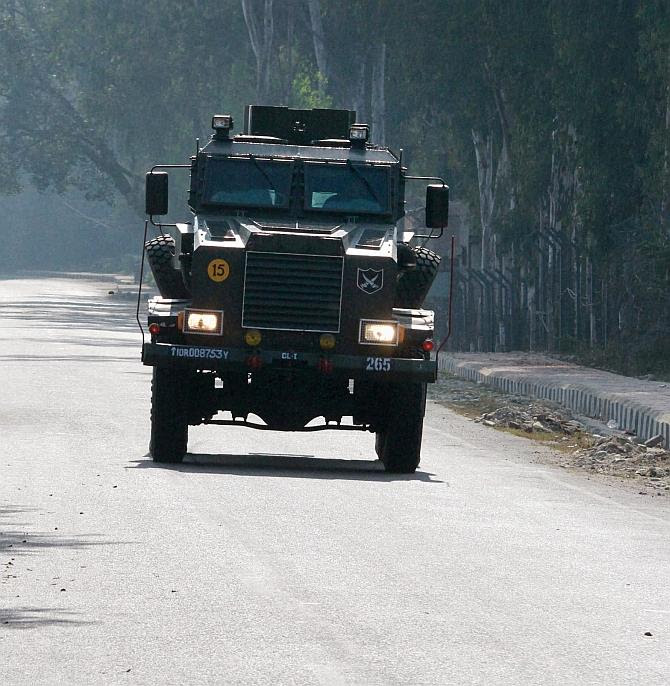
[0, 0, 669, 371]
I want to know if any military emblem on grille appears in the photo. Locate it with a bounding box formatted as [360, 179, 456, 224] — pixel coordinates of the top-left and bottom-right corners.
[357, 268, 384, 294]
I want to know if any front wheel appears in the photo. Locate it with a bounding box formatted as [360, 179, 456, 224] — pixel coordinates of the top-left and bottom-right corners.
[376, 382, 427, 473]
[150, 367, 188, 463]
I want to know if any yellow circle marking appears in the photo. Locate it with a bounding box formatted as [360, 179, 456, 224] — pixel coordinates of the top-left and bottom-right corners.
[207, 258, 230, 282]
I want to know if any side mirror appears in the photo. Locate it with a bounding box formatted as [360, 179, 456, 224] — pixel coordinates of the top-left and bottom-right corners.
[146, 172, 169, 216]
[425, 184, 449, 228]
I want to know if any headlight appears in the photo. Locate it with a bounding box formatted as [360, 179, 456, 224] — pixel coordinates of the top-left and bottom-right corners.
[184, 309, 223, 335]
[359, 320, 398, 345]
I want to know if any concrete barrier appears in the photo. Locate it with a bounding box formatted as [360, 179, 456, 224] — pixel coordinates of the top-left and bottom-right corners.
[438, 353, 670, 446]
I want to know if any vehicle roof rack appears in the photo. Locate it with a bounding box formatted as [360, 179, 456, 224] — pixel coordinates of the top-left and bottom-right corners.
[244, 105, 356, 146]
[232, 135, 287, 144]
[311, 139, 352, 148]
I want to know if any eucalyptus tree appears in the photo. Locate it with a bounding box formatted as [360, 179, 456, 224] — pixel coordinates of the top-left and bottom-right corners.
[0, 0, 252, 214]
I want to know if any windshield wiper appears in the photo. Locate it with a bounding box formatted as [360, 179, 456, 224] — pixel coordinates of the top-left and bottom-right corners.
[248, 155, 279, 195]
[346, 160, 385, 209]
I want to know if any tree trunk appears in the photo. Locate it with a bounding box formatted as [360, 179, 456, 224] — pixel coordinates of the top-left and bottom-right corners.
[547, 236, 555, 351]
[528, 282, 536, 351]
[241, 0, 274, 102]
[662, 44, 670, 231]
[284, 1, 295, 103]
[307, 0, 328, 84]
[352, 59, 367, 122]
[574, 241, 581, 342]
[472, 129, 494, 272]
[370, 42, 386, 145]
[537, 226, 545, 349]
[587, 258, 596, 347]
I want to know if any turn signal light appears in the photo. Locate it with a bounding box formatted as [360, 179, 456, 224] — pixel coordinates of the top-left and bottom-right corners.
[421, 339, 434, 352]
[246, 354, 263, 369]
[244, 329, 262, 347]
[319, 333, 336, 350]
[318, 358, 334, 374]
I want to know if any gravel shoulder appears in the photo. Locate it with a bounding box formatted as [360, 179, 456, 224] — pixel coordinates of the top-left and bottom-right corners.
[429, 372, 670, 499]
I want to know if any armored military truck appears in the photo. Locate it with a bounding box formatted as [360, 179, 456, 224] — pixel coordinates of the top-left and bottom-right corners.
[141, 105, 449, 473]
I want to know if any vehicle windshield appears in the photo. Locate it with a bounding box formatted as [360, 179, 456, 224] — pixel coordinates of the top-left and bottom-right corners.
[304, 162, 390, 215]
[202, 157, 293, 208]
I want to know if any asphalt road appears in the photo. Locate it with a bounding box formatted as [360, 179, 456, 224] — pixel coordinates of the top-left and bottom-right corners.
[1, 275, 670, 685]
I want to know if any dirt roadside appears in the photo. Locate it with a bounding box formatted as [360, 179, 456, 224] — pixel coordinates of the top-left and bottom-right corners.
[428, 372, 670, 498]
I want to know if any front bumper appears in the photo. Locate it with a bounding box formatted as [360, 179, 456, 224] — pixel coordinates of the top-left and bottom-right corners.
[142, 342, 437, 382]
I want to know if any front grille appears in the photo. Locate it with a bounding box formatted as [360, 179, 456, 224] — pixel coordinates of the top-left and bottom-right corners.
[242, 252, 343, 332]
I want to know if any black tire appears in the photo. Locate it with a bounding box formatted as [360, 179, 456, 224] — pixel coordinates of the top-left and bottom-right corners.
[145, 234, 190, 299]
[395, 245, 441, 308]
[150, 367, 188, 463]
[376, 382, 427, 473]
[375, 431, 385, 460]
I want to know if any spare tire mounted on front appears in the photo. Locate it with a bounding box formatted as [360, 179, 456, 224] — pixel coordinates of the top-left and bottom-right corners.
[145, 234, 190, 299]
